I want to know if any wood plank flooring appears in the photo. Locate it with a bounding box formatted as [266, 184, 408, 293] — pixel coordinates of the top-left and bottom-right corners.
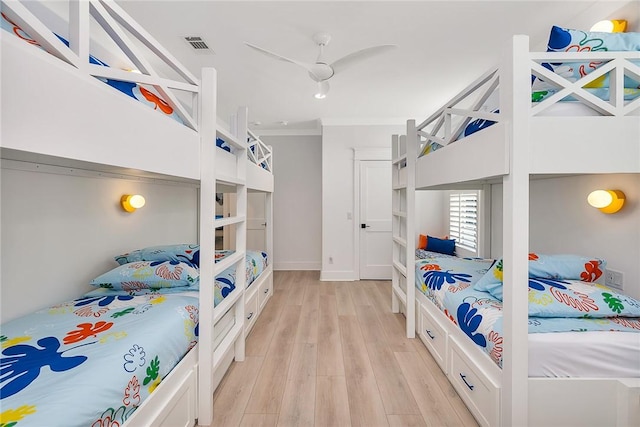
[209, 271, 477, 427]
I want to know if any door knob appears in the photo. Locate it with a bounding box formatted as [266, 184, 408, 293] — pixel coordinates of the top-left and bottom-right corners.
[361, 224, 371, 229]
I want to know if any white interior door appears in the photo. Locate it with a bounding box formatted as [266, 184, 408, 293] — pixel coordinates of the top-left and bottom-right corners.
[247, 192, 266, 250]
[359, 160, 392, 279]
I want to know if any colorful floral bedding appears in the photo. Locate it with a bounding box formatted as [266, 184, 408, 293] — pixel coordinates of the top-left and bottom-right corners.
[415, 257, 640, 368]
[214, 250, 269, 300]
[0, 293, 198, 426]
[1, 12, 185, 125]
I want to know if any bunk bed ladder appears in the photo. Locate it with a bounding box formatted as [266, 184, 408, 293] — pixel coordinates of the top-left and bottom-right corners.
[391, 132, 416, 338]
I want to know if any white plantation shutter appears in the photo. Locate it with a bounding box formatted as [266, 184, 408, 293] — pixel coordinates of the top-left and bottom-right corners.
[449, 192, 478, 253]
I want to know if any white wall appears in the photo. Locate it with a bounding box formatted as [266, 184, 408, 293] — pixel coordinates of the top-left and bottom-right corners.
[491, 173, 640, 299]
[260, 135, 322, 270]
[321, 123, 404, 280]
[1, 165, 198, 322]
[415, 190, 447, 247]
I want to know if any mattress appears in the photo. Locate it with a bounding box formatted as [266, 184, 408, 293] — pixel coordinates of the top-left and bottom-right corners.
[0, 293, 198, 426]
[415, 255, 640, 378]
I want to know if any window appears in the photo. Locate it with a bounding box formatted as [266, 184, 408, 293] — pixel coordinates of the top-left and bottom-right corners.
[449, 191, 478, 254]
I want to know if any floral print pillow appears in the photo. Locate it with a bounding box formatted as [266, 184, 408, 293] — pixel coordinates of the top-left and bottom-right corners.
[90, 260, 199, 291]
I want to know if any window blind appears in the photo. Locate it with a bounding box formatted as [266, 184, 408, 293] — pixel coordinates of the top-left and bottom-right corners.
[449, 192, 478, 253]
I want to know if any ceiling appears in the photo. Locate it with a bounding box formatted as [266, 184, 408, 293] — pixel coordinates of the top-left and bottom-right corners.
[112, 1, 637, 132]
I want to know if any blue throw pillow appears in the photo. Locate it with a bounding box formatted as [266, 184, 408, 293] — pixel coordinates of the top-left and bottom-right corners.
[426, 235, 456, 256]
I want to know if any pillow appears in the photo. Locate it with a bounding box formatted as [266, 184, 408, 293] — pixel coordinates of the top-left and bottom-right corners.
[90, 260, 199, 291]
[115, 244, 200, 267]
[474, 259, 504, 299]
[532, 26, 640, 93]
[426, 235, 456, 256]
[474, 254, 607, 301]
[418, 234, 427, 250]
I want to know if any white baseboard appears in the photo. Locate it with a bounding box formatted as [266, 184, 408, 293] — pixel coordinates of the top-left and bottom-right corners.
[274, 261, 321, 271]
[319, 270, 357, 281]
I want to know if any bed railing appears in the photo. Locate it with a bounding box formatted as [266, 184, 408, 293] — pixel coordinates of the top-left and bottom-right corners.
[529, 50, 640, 116]
[1, 0, 200, 130]
[247, 129, 273, 173]
[415, 48, 640, 158]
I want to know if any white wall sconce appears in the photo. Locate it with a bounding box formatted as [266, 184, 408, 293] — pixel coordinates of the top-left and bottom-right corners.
[121, 194, 146, 213]
[587, 190, 625, 214]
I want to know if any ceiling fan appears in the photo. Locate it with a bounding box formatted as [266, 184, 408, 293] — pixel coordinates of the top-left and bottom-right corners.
[245, 32, 396, 99]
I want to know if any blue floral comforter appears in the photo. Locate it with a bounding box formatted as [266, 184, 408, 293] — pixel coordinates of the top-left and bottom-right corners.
[214, 250, 269, 303]
[415, 257, 640, 368]
[0, 293, 198, 426]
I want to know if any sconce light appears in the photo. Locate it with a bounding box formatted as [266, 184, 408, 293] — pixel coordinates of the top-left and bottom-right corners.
[121, 194, 146, 213]
[587, 190, 625, 214]
[590, 20, 627, 33]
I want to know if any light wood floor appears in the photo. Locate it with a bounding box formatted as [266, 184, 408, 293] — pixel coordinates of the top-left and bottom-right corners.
[209, 270, 478, 427]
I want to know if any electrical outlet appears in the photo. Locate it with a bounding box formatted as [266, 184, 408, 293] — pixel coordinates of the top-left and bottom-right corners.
[605, 269, 624, 291]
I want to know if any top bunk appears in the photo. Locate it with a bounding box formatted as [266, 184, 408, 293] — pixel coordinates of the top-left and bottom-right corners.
[0, 0, 274, 191]
[405, 29, 640, 190]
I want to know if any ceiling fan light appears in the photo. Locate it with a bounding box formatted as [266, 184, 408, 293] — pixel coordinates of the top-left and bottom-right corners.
[314, 81, 329, 99]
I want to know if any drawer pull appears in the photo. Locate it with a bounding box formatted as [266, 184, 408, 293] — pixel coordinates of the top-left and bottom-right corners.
[425, 330, 435, 339]
[264, 288, 269, 294]
[459, 373, 474, 391]
[247, 312, 254, 320]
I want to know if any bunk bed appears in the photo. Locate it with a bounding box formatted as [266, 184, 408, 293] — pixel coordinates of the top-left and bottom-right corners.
[392, 32, 640, 427]
[0, 1, 274, 426]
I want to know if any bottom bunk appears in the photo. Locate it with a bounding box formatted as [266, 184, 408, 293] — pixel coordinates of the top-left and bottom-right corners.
[411, 251, 640, 427]
[0, 246, 273, 426]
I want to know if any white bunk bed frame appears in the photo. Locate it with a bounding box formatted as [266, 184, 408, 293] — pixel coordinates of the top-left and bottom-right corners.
[392, 35, 640, 427]
[0, 1, 274, 426]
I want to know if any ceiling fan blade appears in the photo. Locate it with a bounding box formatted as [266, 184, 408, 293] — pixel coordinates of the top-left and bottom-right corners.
[330, 44, 397, 74]
[245, 42, 313, 71]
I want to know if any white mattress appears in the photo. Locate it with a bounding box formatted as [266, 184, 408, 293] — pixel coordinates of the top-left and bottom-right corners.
[529, 331, 640, 378]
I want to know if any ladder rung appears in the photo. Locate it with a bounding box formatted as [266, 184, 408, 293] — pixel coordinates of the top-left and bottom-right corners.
[392, 154, 407, 165]
[213, 286, 243, 323]
[392, 284, 407, 306]
[216, 127, 247, 150]
[392, 210, 406, 218]
[393, 236, 407, 247]
[213, 322, 243, 368]
[393, 260, 407, 277]
[215, 215, 246, 228]
[215, 251, 244, 275]
[217, 174, 246, 186]
[392, 184, 406, 190]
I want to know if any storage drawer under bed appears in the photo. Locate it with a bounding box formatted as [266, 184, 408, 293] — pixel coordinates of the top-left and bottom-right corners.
[259, 273, 273, 309]
[418, 302, 448, 372]
[245, 290, 259, 333]
[449, 337, 500, 427]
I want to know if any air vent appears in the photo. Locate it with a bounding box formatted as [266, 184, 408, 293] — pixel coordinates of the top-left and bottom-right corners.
[184, 36, 212, 52]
